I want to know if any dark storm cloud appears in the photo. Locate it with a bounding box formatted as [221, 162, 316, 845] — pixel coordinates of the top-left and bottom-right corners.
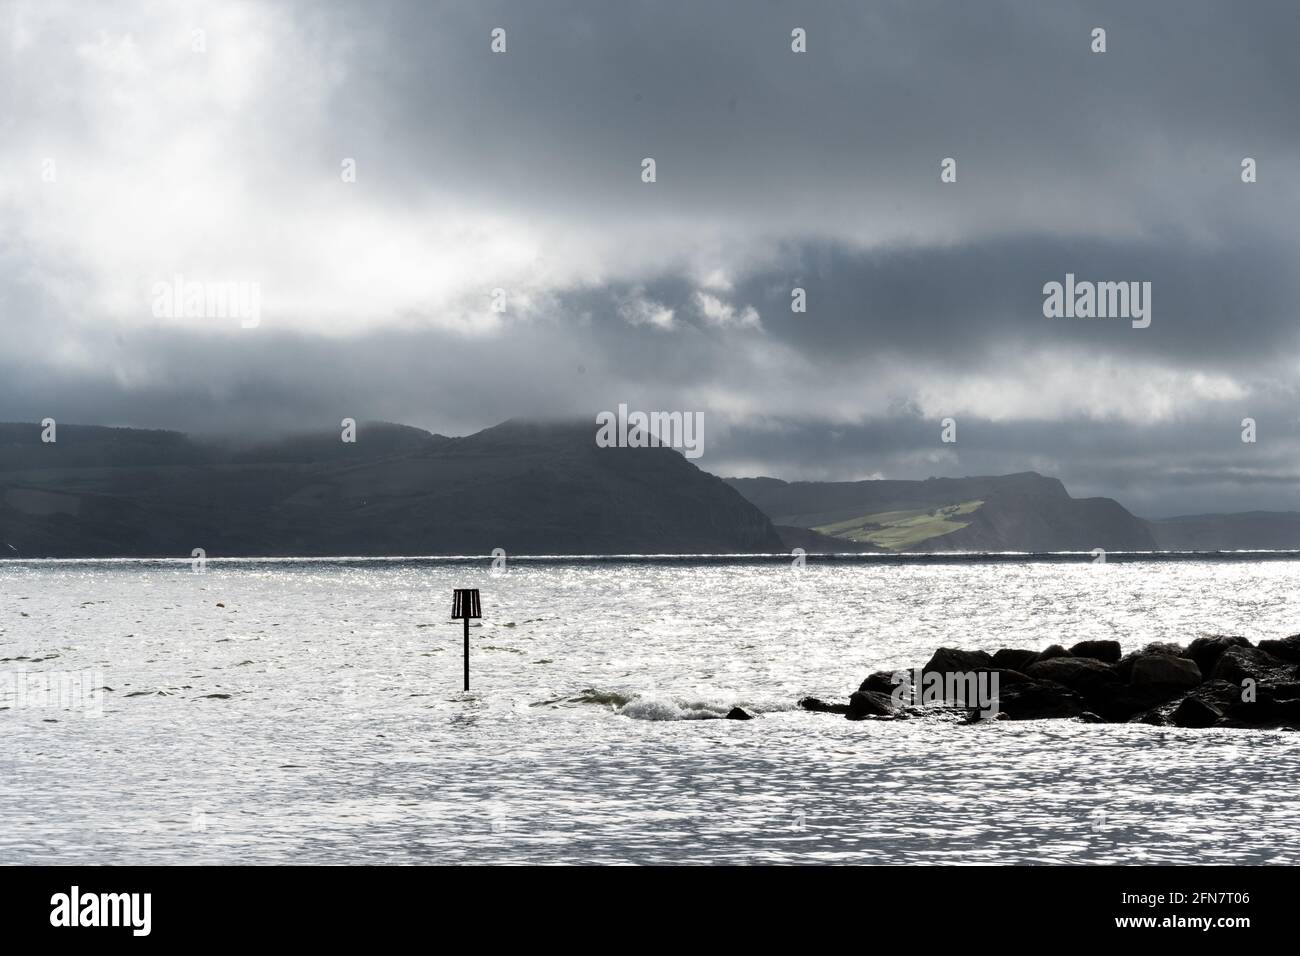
[565, 228, 1300, 368]
[3, 0, 1300, 516]
[325, 0, 1300, 232]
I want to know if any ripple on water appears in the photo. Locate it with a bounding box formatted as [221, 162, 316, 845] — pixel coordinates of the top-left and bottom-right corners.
[1, 559, 1298, 863]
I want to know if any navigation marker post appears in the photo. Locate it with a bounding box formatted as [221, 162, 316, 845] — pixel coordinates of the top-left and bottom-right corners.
[452, 588, 481, 691]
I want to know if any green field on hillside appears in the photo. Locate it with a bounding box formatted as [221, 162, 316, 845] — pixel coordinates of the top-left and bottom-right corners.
[813, 499, 983, 550]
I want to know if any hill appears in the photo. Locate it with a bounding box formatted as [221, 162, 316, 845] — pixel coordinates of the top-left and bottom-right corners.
[0, 419, 782, 557]
[726, 472, 1158, 552]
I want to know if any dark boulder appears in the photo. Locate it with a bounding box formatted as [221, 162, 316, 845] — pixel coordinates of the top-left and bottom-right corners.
[1101, 685, 1191, 722]
[798, 697, 850, 715]
[1194, 678, 1246, 710]
[1258, 633, 1300, 664]
[818, 633, 1300, 731]
[1210, 646, 1291, 685]
[1120, 679, 1237, 726]
[922, 647, 993, 675]
[1130, 654, 1202, 689]
[847, 689, 899, 719]
[858, 670, 903, 695]
[1025, 657, 1124, 714]
[1276, 699, 1300, 725]
[1186, 635, 1252, 676]
[1142, 641, 1189, 656]
[1225, 699, 1280, 725]
[726, 706, 756, 720]
[1225, 697, 1300, 728]
[991, 648, 1040, 672]
[995, 680, 1086, 720]
[1270, 682, 1300, 701]
[1115, 642, 1188, 682]
[1086, 650, 1196, 717]
[1068, 640, 1122, 664]
[1170, 696, 1222, 728]
[1025, 656, 1115, 691]
[1112, 655, 1138, 682]
[988, 668, 1034, 686]
[1034, 644, 1072, 663]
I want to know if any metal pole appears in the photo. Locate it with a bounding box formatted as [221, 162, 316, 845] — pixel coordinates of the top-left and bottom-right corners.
[463, 617, 470, 691]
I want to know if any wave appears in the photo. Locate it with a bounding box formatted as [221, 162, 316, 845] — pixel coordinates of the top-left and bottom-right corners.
[567, 688, 635, 708]
[567, 687, 798, 721]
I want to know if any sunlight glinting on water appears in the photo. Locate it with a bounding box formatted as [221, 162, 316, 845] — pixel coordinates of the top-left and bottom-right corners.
[2, 558, 1298, 863]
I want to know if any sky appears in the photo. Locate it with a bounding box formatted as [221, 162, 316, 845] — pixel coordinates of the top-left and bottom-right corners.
[3, 0, 1300, 517]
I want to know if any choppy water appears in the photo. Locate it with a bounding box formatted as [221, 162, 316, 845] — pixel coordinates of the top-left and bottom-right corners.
[2, 556, 1298, 864]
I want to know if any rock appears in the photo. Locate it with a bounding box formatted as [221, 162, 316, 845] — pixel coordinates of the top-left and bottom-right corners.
[1068, 640, 1122, 663]
[819, 633, 1300, 731]
[1025, 656, 1115, 691]
[1170, 696, 1222, 728]
[1114, 643, 1187, 682]
[858, 671, 902, 695]
[1024, 657, 1123, 715]
[798, 696, 850, 715]
[1270, 682, 1300, 701]
[921, 647, 993, 675]
[1210, 645, 1291, 685]
[1186, 635, 1252, 676]
[988, 668, 1034, 686]
[1099, 686, 1189, 722]
[994, 680, 1086, 721]
[992, 648, 1040, 672]
[847, 689, 899, 719]
[1118, 680, 1237, 725]
[1275, 699, 1300, 725]
[1129, 654, 1202, 689]
[1111, 655, 1137, 682]
[1257, 633, 1300, 663]
[1142, 641, 1188, 656]
[1132, 708, 1170, 726]
[1114, 641, 1183, 672]
[1225, 696, 1300, 727]
[1194, 678, 1244, 709]
[726, 706, 756, 720]
[904, 669, 1023, 711]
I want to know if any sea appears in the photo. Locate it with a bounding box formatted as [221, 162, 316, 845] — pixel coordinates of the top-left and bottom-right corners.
[2, 555, 1298, 865]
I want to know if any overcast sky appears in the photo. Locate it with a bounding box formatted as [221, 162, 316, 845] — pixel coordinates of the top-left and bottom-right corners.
[3, 0, 1300, 517]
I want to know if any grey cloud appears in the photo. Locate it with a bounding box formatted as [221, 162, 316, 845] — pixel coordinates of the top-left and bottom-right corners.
[318, 0, 1300, 236]
[3, 0, 1300, 518]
